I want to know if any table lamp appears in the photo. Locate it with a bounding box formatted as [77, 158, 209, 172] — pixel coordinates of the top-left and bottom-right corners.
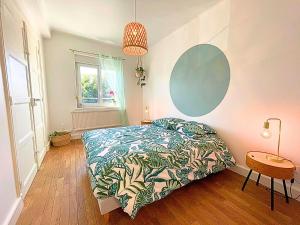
[144, 106, 150, 121]
[261, 118, 284, 163]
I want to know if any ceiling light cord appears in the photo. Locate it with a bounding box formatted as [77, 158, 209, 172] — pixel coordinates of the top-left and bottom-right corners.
[123, 0, 148, 56]
[134, 0, 137, 22]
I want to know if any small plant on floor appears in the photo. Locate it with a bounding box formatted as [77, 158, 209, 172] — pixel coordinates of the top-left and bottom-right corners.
[49, 131, 70, 138]
[49, 131, 71, 147]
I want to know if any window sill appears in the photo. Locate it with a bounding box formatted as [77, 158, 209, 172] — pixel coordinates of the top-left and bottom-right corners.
[72, 106, 120, 113]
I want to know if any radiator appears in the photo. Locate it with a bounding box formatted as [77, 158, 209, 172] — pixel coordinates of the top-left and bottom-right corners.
[71, 108, 122, 131]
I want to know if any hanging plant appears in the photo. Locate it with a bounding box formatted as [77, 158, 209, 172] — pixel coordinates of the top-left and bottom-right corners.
[136, 66, 145, 78]
[136, 57, 146, 87]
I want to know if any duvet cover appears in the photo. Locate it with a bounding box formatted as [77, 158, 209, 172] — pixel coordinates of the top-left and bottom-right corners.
[82, 124, 235, 218]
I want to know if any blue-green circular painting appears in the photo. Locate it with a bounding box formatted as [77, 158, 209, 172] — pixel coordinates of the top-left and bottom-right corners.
[170, 44, 230, 117]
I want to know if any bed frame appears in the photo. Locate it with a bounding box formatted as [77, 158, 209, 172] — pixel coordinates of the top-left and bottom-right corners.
[97, 196, 120, 215]
[84, 147, 121, 215]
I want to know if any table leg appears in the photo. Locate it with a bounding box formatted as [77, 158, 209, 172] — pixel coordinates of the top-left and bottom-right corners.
[271, 177, 274, 210]
[283, 180, 289, 203]
[242, 169, 252, 191]
[256, 173, 261, 186]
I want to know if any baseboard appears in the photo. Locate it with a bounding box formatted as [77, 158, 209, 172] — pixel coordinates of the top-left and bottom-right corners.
[37, 148, 47, 168]
[4, 145, 49, 225]
[71, 132, 83, 140]
[230, 164, 300, 201]
[2, 197, 23, 225]
[36, 142, 50, 168]
[21, 163, 37, 198]
[46, 141, 50, 151]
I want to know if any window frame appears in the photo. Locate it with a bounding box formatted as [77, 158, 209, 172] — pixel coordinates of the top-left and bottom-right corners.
[76, 62, 119, 108]
[76, 62, 100, 107]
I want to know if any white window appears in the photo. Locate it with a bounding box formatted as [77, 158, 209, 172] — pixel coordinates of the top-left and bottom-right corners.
[76, 63, 118, 108]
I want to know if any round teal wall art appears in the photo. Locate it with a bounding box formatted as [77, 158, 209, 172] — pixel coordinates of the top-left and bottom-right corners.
[170, 44, 230, 117]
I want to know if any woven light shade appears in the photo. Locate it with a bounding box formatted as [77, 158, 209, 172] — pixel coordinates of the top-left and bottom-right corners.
[123, 22, 148, 56]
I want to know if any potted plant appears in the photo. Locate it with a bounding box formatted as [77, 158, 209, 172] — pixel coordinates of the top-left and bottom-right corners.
[49, 131, 71, 147]
[135, 66, 145, 78]
[109, 90, 116, 103]
[136, 67, 146, 87]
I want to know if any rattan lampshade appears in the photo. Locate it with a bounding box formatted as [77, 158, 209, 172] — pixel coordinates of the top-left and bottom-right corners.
[123, 22, 148, 56]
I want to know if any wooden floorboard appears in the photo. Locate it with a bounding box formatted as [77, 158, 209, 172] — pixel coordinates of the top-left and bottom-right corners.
[17, 140, 300, 225]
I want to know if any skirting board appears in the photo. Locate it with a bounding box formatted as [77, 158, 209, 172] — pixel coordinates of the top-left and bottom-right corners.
[2, 197, 23, 225]
[230, 164, 300, 201]
[37, 147, 47, 168]
[46, 141, 50, 151]
[21, 163, 37, 198]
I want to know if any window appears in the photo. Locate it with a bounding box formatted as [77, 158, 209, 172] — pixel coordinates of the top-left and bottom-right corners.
[101, 69, 117, 105]
[76, 63, 118, 108]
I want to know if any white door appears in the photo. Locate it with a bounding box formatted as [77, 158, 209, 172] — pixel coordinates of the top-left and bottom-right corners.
[26, 26, 47, 167]
[2, 3, 37, 196]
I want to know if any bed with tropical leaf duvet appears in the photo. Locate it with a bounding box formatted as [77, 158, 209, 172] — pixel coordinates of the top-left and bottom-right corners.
[82, 118, 236, 218]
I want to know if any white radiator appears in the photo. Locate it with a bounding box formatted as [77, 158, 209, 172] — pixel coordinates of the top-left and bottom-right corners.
[71, 108, 122, 131]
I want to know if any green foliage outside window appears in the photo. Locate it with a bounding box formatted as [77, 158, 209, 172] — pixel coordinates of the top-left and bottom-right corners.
[79, 66, 117, 105]
[81, 74, 98, 103]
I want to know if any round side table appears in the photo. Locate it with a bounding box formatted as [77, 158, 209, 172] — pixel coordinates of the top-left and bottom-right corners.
[141, 120, 152, 125]
[242, 151, 295, 210]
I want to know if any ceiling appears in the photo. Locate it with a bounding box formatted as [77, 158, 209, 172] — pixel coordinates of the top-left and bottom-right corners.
[28, 0, 220, 46]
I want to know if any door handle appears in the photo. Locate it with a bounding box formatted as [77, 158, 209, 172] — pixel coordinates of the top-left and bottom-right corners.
[31, 98, 42, 106]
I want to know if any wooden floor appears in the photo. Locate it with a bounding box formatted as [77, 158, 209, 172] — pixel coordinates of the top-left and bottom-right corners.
[17, 140, 300, 225]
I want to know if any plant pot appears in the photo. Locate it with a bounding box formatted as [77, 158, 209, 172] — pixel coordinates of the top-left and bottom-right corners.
[135, 71, 144, 78]
[51, 132, 71, 147]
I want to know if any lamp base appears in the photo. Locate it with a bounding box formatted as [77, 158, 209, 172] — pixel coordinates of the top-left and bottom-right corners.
[266, 154, 284, 163]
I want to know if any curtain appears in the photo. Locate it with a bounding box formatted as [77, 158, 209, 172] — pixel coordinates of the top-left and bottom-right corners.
[100, 57, 128, 126]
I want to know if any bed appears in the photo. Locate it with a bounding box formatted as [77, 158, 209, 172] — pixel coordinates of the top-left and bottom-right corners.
[82, 118, 235, 218]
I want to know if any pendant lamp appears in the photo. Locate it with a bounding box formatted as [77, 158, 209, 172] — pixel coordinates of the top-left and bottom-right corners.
[123, 0, 148, 56]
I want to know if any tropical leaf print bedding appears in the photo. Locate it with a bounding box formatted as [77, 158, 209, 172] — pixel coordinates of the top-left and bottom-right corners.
[82, 125, 235, 218]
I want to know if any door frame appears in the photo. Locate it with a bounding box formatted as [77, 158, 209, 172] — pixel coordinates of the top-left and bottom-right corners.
[0, 5, 22, 197]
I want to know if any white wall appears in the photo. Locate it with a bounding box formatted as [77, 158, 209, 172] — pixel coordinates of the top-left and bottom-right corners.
[43, 31, 143, 133]
[144, 0, 300, 174]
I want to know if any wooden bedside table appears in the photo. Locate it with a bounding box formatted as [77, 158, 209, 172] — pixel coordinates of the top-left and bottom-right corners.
[141, 120, 152, 125]
[242, 151, 295, 210]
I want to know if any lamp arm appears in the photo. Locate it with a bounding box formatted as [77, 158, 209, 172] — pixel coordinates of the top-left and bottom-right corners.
[266, 118, 281, 157]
